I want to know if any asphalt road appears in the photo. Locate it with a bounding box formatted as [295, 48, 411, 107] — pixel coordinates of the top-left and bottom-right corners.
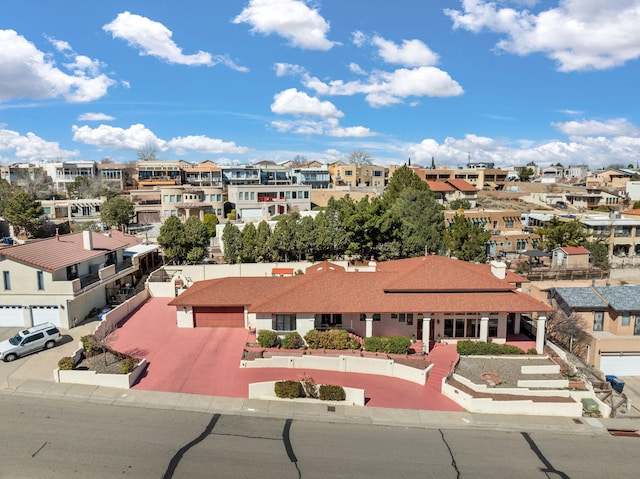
[0, 395, 638, 479]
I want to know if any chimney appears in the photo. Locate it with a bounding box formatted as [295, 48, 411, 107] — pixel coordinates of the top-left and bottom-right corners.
[490, 260, 506, 279]
[83, 230, 93, 251]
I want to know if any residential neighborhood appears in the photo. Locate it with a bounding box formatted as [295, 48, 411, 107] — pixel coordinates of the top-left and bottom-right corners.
[2, 156, 640, 424]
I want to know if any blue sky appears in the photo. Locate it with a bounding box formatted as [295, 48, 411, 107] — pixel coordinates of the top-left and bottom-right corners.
[2, 0, 640, 169]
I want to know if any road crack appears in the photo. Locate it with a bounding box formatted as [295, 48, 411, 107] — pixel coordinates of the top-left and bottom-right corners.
[439, 429, 460, 479]
[521, 432, 571, 479]
[283, 419, 302, 479]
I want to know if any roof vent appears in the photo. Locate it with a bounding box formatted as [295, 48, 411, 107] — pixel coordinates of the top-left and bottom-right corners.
[83, 230, 93, 251]
[490, 260, 506, 279]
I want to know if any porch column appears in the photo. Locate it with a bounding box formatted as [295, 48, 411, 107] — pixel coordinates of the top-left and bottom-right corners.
[514, 313, 521, 334]
[479, 314, 489, 343]
[422, 314, 431, 355]
[365, 315, 373, 338]
[536, 314, 546, 354]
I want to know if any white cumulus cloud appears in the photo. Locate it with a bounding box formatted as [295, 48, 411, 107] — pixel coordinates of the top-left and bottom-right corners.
[78, 112, 115, 122]
[552, 118, 640, 136]
[0, 128, 78, 163]
[0, 29, 116, 103]
[271, 88, 343, 118]
[233, 0, 337, 50]
[371, 36, 440, 67]
[445, 0, 640, 71]
[71, 123, 248, 156]
[104, 12, 248, 71]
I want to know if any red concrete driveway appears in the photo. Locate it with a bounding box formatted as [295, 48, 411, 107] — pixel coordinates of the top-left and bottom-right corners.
[107, 297, 463, 411]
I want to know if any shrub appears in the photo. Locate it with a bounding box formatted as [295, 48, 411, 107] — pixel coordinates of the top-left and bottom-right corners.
[119, 357, 136, 374]
[274, 380, 303, 399]
[364, 336, 386, 353]
[58, 356, 75, 370]
[257, 330, 279, 348]
[304, 329, 322, 349]
[80, 334, 99, 353]
[385, 336, 412, 354]
[457, 340, 525, 356]
[527, 348, 538, 355]
[318, 384, 346, 401]
[282, 332, 304, 349]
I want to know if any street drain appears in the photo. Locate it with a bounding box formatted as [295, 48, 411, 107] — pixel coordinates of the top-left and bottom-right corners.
[608, 429, 640, 438]
[327, 406, 336, 412]
[573, 418, 583, 424]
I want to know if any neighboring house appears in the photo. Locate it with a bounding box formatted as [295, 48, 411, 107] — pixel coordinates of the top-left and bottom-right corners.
[0, 231, 160, 329]
[551, 246, 590, 269]
[160, 185, 224, 221]
[222, 165, 261, 186]
[426, 179, 478, 207]
[136, 160, 183, 188]
[581, 212, 640, 258]
[415, 167, 508, 190]
[549, 285, 640, 375]
[169, 255, 552, 353]
[182, 162, 223, 187]
[97, 163, 126, 191]
[226, 184, 311, 220]
[43, 161, 97, 193]
[586, 168, 634, 190]
[0, 163, 48, 187]
[445, 209, 540, 259]
[40, 198, 105, 223]
[291, 166, 331, 189]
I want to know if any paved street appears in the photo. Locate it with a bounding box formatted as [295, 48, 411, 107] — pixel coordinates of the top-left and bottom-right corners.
[1, 394, 638, 479]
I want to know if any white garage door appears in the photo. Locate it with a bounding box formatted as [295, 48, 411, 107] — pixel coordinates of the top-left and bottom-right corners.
[600, 355, 640, 377]
[31, 306, 61, 327]
[0, 306, 25, 327]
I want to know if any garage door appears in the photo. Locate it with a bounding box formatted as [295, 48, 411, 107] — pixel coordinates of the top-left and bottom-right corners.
[194, 307, 244, 327]
[0, 306, 25, 327]
[31, 306, 61, 327]
[600, 355, 640, 376]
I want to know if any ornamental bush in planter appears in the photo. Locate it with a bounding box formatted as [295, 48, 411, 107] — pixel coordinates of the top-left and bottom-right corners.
[274, 380, 303, 399]
[457, 340, 525, 355]
[364, 336, 386, 353]
[257, 330, 279, 348]
[385, 336, 412, 354]
[58, 356, 75, 370]
[282, 331, 304, 349]
[119, 357, 136, 374]
[318, 385, 346, 401]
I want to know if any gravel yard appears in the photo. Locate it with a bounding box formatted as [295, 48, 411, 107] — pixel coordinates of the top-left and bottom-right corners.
[454, 356, 567, 388]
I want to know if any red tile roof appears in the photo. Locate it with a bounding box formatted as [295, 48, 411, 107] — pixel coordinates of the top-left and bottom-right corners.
[446, 179, 477, 192]
[1, 231, 140, 272]
[557, 246, 590, 255]
[170, 256, 551, 314]
[426, 181, 454, 192]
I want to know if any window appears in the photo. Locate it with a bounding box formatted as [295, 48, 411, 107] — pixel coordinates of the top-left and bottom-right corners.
[373, 313, 381, 321]
[3, 271, 10, 291]
[22, 332, 44, 345]
[505, 219, 515, 229]
[492, 220, 498, 229]
[622, 312, 630, 326]
[444, 319, 453, 337]
[455, 318, 465, 337]
[274, 314, 296, 331]
[594, 311, 604, 331]
[488, 318, 499, 338]
[467, 318, 479, 338]
[163, 195, 169, 202]
[170, 195, 176, 202]
[321, 314, 342, 326]
[373, 170, 382, 177]
[37, 271, 44, 291]
[66, 264, 78, 281]
[345, 170, 353, 176]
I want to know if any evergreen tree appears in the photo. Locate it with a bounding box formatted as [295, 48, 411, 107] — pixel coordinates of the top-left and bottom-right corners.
[240, 222, 258, 262]
[392, 188, 445, 257]
[203, 213, 219, 238]
[294, 215, 316, 260]
[100, 197, 135, 230]
[445, 213, 491, 262]
[4, 192, 44, 238]
[534, 217, 587, 250]
[183, 216, 210, 264]
[383, 165, 429, 204]
[222, 223, 243, 264]
[157, 217, 186, 264]
[255, 220, 272, 262]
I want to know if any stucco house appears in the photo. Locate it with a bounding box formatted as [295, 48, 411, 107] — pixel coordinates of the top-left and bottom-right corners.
[551, 246, 590, 269]
[169, 255, 552, 353]
[0, 230, 160, 329]
[549, 285, 640, 376]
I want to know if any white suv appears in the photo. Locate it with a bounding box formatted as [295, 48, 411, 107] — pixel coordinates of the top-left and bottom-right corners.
[0, 322, 62, 362]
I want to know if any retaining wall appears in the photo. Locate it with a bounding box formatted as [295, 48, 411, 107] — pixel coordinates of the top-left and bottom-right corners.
[248, 381, 365, 406]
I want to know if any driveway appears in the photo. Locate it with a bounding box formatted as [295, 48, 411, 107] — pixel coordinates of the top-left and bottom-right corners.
[107, 298, 463, 411]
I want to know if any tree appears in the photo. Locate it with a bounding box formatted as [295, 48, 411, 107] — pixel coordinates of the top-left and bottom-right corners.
[0, 179, 14, 218]
[445, 213, 491, 262]
[100, 197, 135, 230]
[546, 309, 589, 357]
[240, 222, 258, 262]
[67, 176, 107, 199]
[534, 217, 587, 250]
[137, 142, 158, 161]
[255, 220, 272, 262]
[182, 216, 210, 264]
[4, 192, 44, 237]
[292, 155, 307, 166]
[391, 189, 444, 257]
[157, 217, 186, 265]
[293, 215, 316, 260]
[518, 167, 534, 182]
[203, 213, 219, 238]
[633, 201, 640, 209]
[584, 240, 609, 270]
[222, 223, 242, 264]
[448, 199, 471, 210]
[383, 165, 429, 204]
[267, 212, 299, 261]
[348, 150, 372, 167]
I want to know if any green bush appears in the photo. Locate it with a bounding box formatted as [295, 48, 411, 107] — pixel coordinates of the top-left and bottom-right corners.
[527, 348, 538, 355]
[119, 357, 136, 374]
[80, 334, 99, 353]
[274, 380, 303, 399]
[385, 336, 412, 354]
[364, 336, 386, 353]
[304, 329, 322, 349]
[257, 330, 279, 348]
[282, 332, 304, 349]
[318, 384, 346, 401]
[58, 356, 75, 370]
[457, 340, 525, 356]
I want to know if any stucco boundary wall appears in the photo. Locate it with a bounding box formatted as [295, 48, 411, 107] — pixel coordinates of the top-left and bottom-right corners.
[53, 346, 148, 389]
[95, 290, 149, 339]
[248, 381, 365, 406]
[240, 355, 432, 386]
[442, 373, 609, 417]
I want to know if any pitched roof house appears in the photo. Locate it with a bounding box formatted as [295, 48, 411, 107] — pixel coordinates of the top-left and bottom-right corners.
[170, 255, 552, 353]
[0, 230, 160, 329]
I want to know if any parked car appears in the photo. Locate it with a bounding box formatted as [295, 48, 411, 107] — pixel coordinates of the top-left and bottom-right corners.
[555, 201, 568, 209]
[0, 322, 62, 362]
